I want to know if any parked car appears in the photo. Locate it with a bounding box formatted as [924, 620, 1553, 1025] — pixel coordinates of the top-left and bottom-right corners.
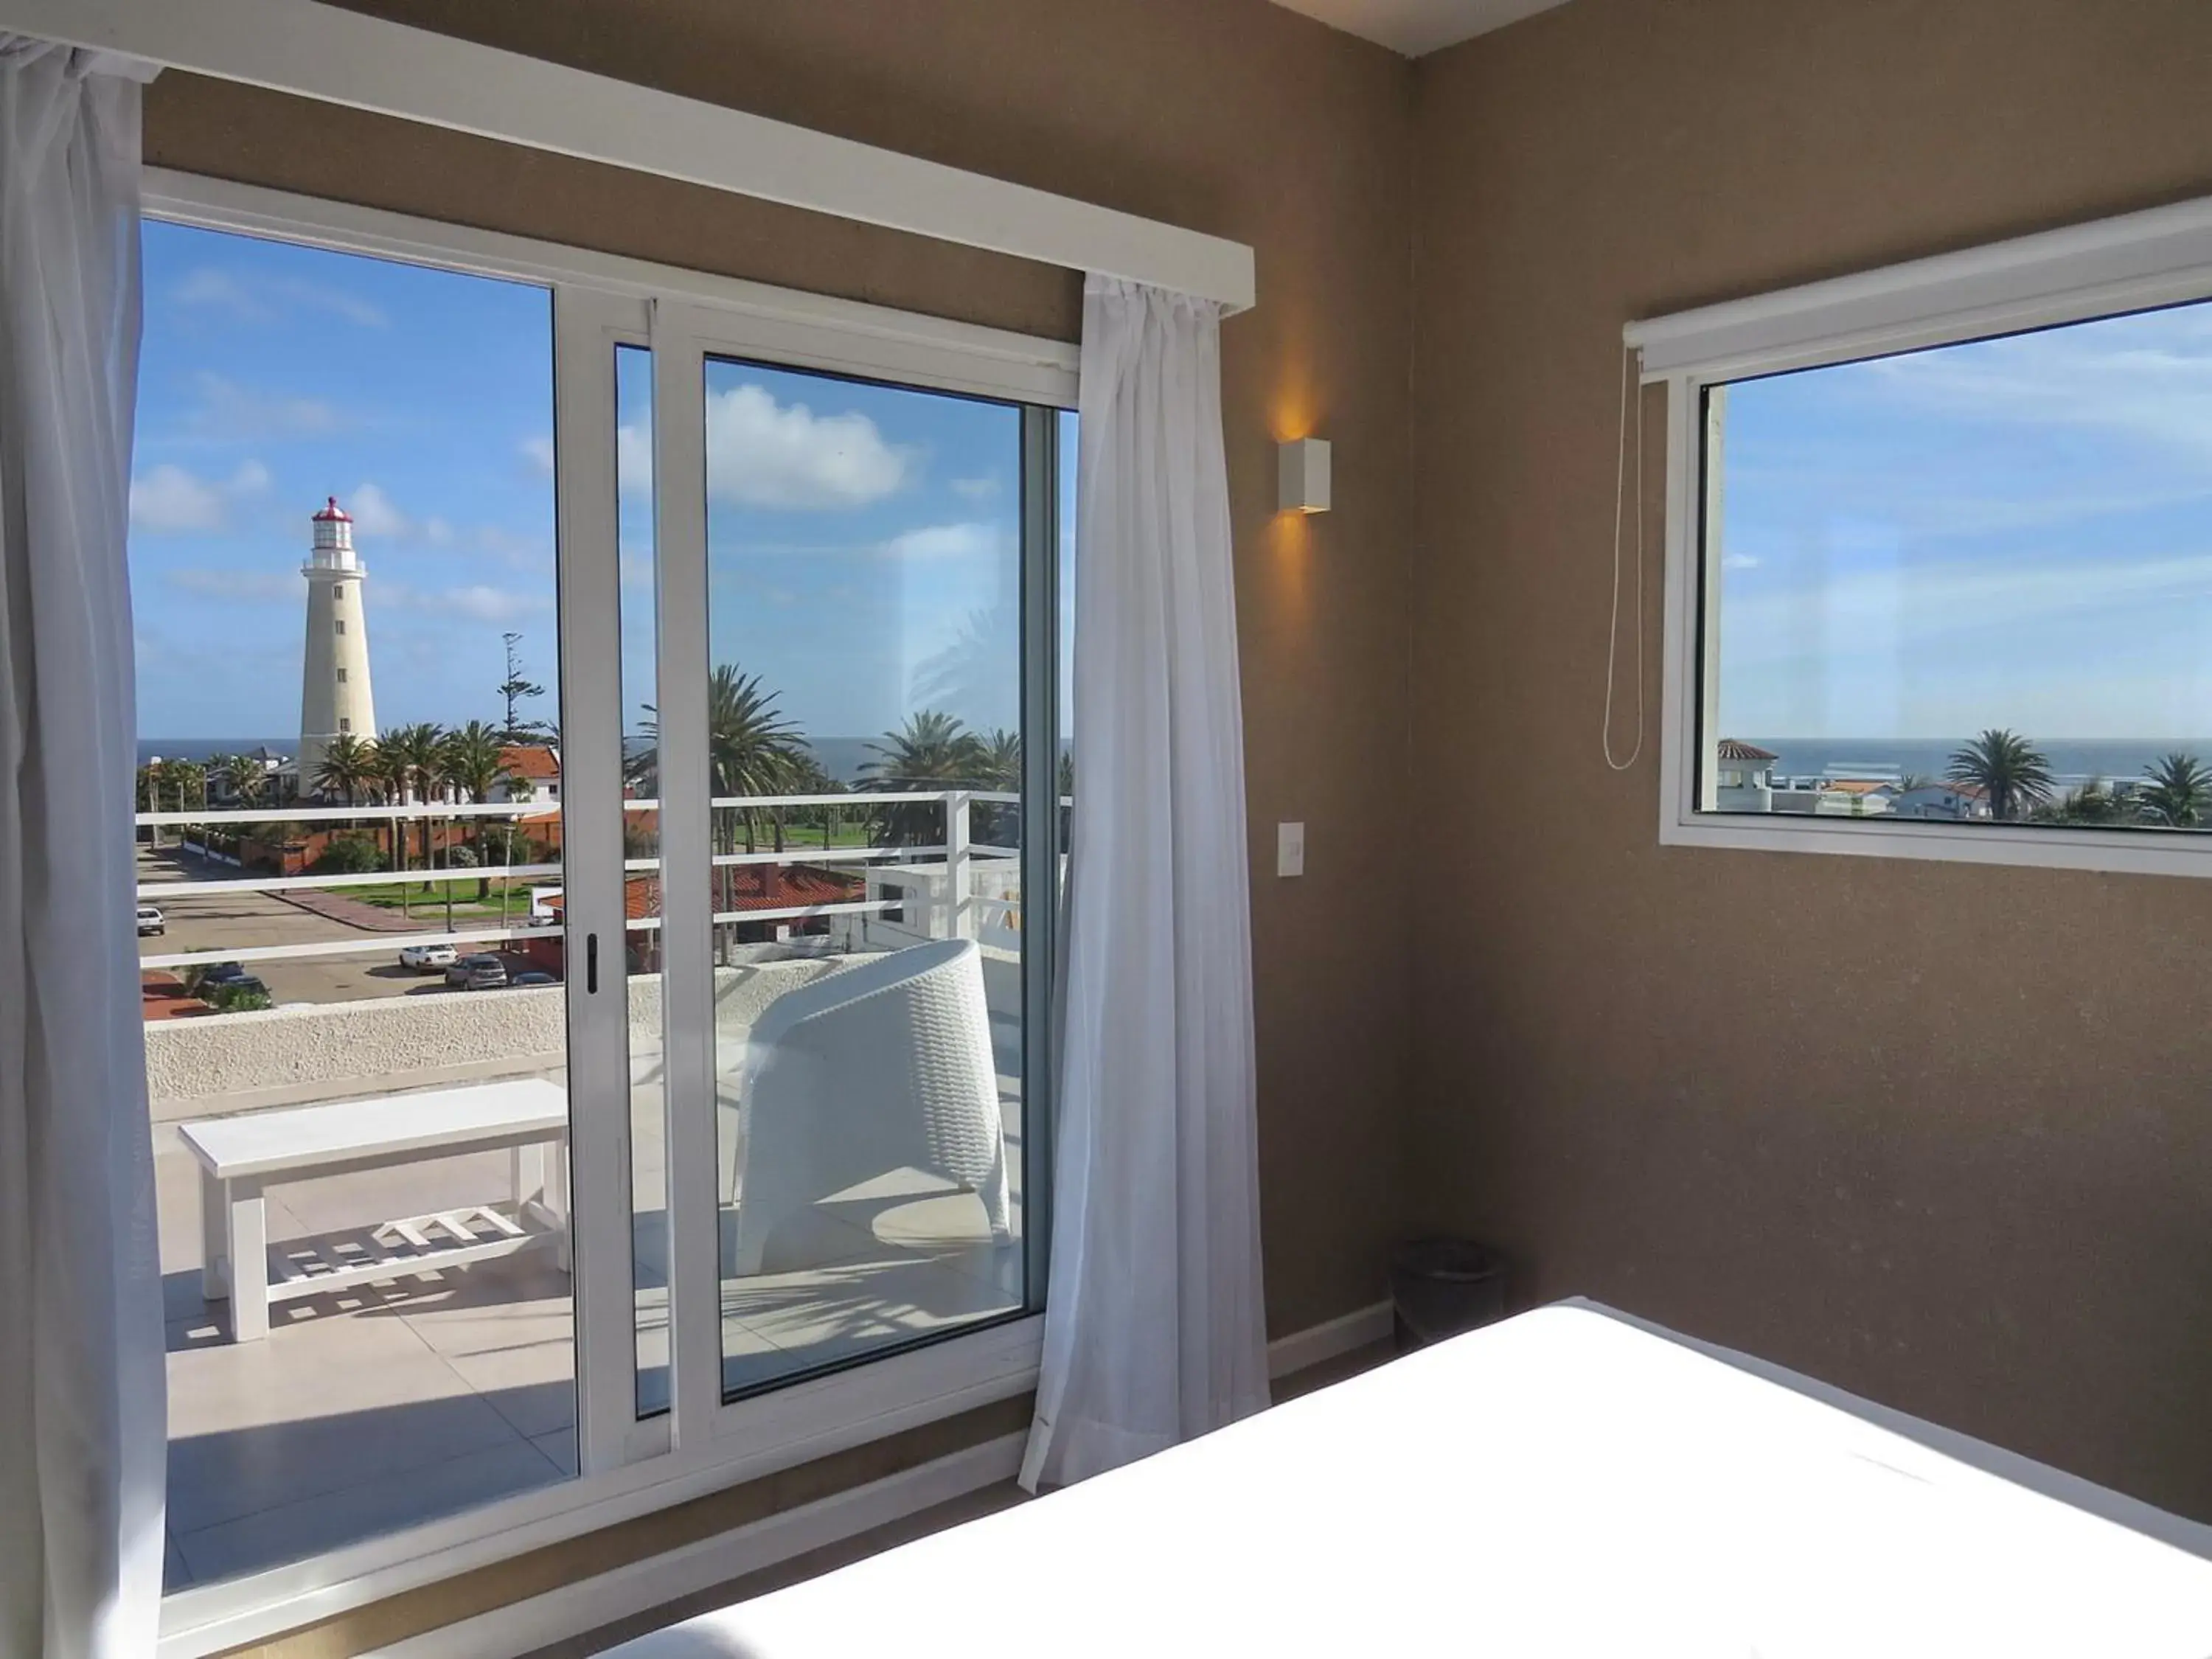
[400, 943, 459, 973]
[136, 904, 164, 936]
[448, 953, 509, 990]
[511, 970, 557, 987]
[196, 961, 249, 985]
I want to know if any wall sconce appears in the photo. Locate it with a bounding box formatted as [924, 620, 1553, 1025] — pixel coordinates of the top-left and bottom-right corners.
[1278, 437, 1331, 515]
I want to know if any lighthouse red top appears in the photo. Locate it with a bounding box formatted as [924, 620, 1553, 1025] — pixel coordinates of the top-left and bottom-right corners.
[312, 495, 352, 524]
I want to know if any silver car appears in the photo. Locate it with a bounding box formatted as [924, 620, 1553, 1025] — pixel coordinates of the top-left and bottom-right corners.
[446, 953, 508, 990]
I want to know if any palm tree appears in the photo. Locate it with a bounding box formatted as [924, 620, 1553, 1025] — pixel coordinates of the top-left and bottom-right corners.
[863, 710, 986, 846]
[2135, 751, 2212, 829]
[1945, 728, 2054, 822]
[629, 665, 807, 853]
[973, 728, 1022, 846]
[439, 720, 515, 900]
[628, 667, 807, 949]
[313, 732, 378, 807]
[147, 758, 207, 847]
[212, 751, 266, 810]
[380, 722, 448, 909]
[372, 737, 413, 883]
[2032, 777, 2120, 826]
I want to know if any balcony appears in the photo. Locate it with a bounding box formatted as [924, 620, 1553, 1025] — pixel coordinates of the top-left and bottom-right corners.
[141, 792, 1035, 1592]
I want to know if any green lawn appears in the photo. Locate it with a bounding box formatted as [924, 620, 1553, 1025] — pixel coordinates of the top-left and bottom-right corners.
[710, 818, 883, 851]
[328, 881, 540, 919]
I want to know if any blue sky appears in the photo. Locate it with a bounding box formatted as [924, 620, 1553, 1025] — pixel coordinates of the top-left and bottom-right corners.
[131, 220, 1073, 762]
[1715, 299, 2212, 740]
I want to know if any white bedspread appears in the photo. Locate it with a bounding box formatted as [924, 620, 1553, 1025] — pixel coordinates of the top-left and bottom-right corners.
[611, 1301, 2212, 1658]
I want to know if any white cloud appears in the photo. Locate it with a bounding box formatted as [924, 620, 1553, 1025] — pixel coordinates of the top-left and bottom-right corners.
[175, 265, 388, 328]
[1722, 552, 1761, 570]
[348, 482, 413, 540]
[442, 585, 550, 624]
[165, 568, 293, 602]
[617, 422, 653, 495]
[383, 581, 553, 624]
[521, 435, 556, 479]
[131, 465, 226, 533]
[474, 525, 552, 571]
[1864, 310, 2212, 459]
[1721, 546, 2212, 675]
[883, 522, 998, 561]
[702, 382, 908, 509]
[187, 372, 344, 440]
[129, 459, 271, 534]
[949, 476, 1000, 501]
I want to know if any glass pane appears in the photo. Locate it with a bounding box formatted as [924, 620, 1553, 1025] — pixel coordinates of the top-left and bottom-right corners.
[702, 357, 1026, 1399]
[135, 220, 574, 1588]
[610, 344, 672, 1418]
[1702, 299, 2212, 828]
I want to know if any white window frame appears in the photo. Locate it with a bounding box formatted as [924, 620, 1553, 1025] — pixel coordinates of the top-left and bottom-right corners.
[1630, 189, 2212, 880]
[144, 166, 1076, 1659]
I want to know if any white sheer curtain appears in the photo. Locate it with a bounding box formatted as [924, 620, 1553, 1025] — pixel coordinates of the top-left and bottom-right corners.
[1020, 275, 1268, 1492]
[0, 39, 166, 1659]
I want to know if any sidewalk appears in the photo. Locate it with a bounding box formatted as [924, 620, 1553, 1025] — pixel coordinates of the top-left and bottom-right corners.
[274, 886, 431, 933]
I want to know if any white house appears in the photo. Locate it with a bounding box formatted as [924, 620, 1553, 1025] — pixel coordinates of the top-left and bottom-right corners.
[1712, 739, 1778, 812]
[1891, 783, 1992, 821]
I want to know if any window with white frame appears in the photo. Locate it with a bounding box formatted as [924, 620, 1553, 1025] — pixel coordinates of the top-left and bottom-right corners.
[136, 168, 1074, 1647]
[1635, 192, 2212, 878]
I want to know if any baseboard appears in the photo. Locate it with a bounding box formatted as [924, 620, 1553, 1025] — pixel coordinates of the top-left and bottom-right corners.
[372, 1303, 1393, 1659]
[1267, 1299, 1392, 1380]
[368, 1431, 1028, 1659]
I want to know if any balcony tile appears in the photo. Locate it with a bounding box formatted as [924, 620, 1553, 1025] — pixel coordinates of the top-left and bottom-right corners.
[173, 1437, 565, 1586]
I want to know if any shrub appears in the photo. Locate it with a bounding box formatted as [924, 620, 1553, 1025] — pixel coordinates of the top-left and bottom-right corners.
[206, 981, 272, 1014]
[313, 833, 386, 875]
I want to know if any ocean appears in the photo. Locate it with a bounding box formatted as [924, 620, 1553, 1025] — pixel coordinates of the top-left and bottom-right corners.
[1745, 739, 2212, 790]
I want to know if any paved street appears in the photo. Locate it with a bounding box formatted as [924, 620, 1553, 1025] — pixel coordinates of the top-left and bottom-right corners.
[136, 844, 484, 1007]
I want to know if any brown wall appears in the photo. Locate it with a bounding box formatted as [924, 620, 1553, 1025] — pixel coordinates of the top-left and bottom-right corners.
[1410, 0, 2212, 1519]
[148, 2, 1412, 1649]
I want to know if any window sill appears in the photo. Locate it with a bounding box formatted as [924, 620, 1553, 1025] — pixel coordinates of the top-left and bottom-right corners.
[1661, 810, 2212, 880]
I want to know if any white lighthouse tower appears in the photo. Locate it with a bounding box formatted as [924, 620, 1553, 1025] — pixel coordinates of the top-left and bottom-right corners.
[299, 496, 378, 792]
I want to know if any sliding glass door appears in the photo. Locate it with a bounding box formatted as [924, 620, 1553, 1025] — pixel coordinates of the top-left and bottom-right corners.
[644, 307, 1061, 1441]
[139, 178, 1071, 1627]
[134, 220, 585, 1590]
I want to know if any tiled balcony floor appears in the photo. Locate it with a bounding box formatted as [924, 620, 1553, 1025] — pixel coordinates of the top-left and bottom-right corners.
[156, 1105, 1023, 1592]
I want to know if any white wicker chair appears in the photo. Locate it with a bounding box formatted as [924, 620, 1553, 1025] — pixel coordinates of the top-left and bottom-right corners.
[726, 938, 1011, 1276]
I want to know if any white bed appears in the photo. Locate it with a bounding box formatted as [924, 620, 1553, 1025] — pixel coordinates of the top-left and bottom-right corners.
[610, 1301, 2212, 1658]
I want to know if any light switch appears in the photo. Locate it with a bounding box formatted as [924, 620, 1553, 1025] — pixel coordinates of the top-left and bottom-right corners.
[1276, 821, 1305, 877]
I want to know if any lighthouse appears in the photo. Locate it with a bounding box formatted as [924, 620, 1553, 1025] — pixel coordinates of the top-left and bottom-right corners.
[299, 496, 378, 792]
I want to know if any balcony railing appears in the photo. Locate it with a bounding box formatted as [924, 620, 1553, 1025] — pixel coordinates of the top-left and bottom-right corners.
[134, 790, 1041, 976]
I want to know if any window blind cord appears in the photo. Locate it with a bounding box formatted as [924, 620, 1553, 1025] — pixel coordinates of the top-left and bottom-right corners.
[1601, 341, 1646, 772]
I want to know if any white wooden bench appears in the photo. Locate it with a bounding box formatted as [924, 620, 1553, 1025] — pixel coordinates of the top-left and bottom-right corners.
[177, 1079, 569, 1342]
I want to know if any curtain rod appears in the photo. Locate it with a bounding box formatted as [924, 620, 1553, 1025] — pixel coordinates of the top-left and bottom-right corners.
[1, 0, 1258, 313]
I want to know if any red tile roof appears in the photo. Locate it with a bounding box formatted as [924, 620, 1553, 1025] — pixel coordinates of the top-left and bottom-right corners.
[1715, 739, 1778, 762]
[543, 863, 860, 922]
[500, 745, 560, 781]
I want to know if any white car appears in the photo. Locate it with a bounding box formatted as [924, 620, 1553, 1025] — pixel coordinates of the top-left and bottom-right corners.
[136, 904, 164, 936]
[399, 943, 459, 973]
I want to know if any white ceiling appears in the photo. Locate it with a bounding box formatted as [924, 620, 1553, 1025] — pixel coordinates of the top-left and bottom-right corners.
[1270, 0, 1573, 57]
